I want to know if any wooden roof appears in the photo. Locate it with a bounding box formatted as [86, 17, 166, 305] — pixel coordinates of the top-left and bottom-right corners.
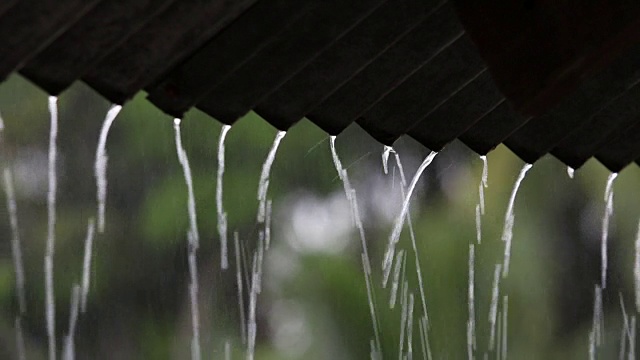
[4, 0, 640, 171]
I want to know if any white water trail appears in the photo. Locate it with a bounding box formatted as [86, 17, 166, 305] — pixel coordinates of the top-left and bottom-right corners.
[247, 240, 264, 360]
[496, 312, 502, 360]
[479, 155, 488, 215]
[216, 125, 232, 269]
[501, 163, 533, 278]
[3, 169, 26, 313]
[15, 317, 26, 360]
[399, 281, 409, 359]
[389, 250, 405, 309]
[94, 104, 122, 233]
[265, 200, 272, 250]
[629, 316, 636, 360]
[329, 136, 382, 355]
[407, 293, 415, 359]
[502, 295, 509, 360]
[383, 151, 438, 285]
[62, 285, 80, 360]
[80, 219, 96, 313]
[45, 95, 58, 360]
[234, 232, 247, 345]
[467, 244, 476, 359]
[601, 172, 618, 289]
[382, 145, 393, 174]
[476, 156, 489, 244]
[567, 166, 575, 179]
[488, 263, 503, 351]
[173, 118, 201, 360]
[635, 219, 640, 313]
[257, 131, 286, 223]
[620, 294, 629, 360]
[392, 151, 433, 358]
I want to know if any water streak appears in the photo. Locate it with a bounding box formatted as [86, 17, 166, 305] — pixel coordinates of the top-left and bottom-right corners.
[62, 285, 80, 360]
[46, 95, 59, 360]
[257, 131, 286, 223]
[567, 166, 575, 179]
[3, 169, 26, 313]
[392, 151, 433, 356]
[488, 263, 503, 350]
[501, 163, 533, 278]
[173, 118, 201, 360]
[384, 151, 438, 286]
[234, 232, 247, 345]
[398, 281, 409, 359]
[407, 293, 415, 359]
[94, 104, 123, 233]
[15, 317, 25, 360]
[80, 219, 96, 313]
[479, 155, 488, 215]
[382, 146, 393, 174]
[635, 219, 640, 313]
[389, 250, 405, 309]
[601, 172, 618, 288]
[467, 244, 476, 359]
[216, 125, 232, 269]
[329, 136, 382, 355]
[502, 295, 509, 360]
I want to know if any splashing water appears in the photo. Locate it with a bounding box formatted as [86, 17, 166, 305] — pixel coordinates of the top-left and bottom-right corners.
[216, 125, 232, 269]
[257, 131, 286, 223]
[383, 151, 438, 286]
[45, 96, 58, 360]
[601, 172, 618, 289]
[501, 163, 533, 278]
[635, 219, 640, 313]
[62, 285, 80, 360]
[94, 104, 123, 233]
[173, 118, 201, 360]
[329, 136, 382, 357]
[567, 166, 575, 179]
[80, 219, 95, 313]
[467, 244, 476, 359]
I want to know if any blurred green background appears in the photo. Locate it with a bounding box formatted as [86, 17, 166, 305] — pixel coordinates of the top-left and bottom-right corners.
[1, 74, 640, 359]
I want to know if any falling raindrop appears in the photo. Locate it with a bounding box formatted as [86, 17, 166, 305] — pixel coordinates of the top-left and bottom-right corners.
[488, 263, 503, 351]
[567, 166, 575, 179]
[635, 219, 640, 313]
[94, 104, 123, 233]
[467, 244, 476, 359]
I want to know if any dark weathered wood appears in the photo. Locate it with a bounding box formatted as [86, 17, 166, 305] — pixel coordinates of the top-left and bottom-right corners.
[458, 102, 531, 156]
[357, 35, 485, 145]
[551, 77, 640, 169]
[83, 0, 257, 104]
[20, 0, 175, 95]
[596, 121, 640, 172]
[408, 71, 505, 151]
[307, 2, 462, 135]
[453, 0, 640, 116]
[196, 0, 387, 124]
[147, 0, 313, 118]
[0, 0, 100, 80]
[504, 43, 640, 164]
[253, 0, 444, 131]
